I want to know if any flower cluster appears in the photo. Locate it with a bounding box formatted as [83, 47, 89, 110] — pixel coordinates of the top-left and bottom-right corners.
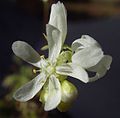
[12, 2, 112, 111]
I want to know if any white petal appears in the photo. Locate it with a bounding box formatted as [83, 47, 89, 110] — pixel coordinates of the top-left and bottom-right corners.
[72, 46, 104, 69]
[13, 72, 47, 102]
[39, 56, 48, 68]
[12, 41, 41, 68]
[88, 55, 112, 82]
[46, 24, 62, 63]
[72, 35, 103, 68]
[56, 63, 89, 83]
[49, 1, 67, 43]
[44, 75, 61, 111]
[72, 35, 101, 52]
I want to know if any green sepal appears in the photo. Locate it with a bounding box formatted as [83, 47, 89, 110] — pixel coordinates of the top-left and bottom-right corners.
[55, 73, 67, 82]
[62, 44, 72, 51]
[57, 51, 72, 66]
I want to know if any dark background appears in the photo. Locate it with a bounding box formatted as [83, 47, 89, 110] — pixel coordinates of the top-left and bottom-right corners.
[0, 0, 120, 118]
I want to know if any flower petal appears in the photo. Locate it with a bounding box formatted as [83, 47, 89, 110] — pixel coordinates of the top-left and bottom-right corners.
[56, 63, 89, 83]
[72, 35, 101, 52]
[49, 1, 67, 43]
[72, 46, 104, 69]
[44, 75, 61, 111]
[13, 72, 47, 102]
[46, 24, 62, 63]
[12, 41, 41, 68]
[72, 35, 104, 69]
[88, 55, 112, 82]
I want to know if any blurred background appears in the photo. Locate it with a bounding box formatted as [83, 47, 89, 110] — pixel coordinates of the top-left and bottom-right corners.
[0, 0, 120, 118]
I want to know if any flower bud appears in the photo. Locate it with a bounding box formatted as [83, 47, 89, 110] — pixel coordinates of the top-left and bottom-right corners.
[61, 80, 78, 103]
[57, 101, 73, 112]
[57, 80, 78, 112]
[39, 89, 48, 104]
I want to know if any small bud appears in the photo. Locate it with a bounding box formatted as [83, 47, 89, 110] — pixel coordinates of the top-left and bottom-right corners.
[57, 101, 73, 112]
[39, 89, 48, 104]
[57, 80, 78, 112]
[61, 80, 78, 103]
[39, 81, 49, 104]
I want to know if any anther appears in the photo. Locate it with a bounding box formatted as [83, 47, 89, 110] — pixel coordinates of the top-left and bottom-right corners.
[32, 69, 40, 74]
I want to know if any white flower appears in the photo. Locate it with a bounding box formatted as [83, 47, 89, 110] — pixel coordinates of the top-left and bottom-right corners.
[12, 2, 112, 111]
[12, 2, 67, 111]
[56, 35, 112, 83]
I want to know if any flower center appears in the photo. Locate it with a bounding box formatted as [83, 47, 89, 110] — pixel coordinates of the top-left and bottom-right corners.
[46, 65, 55, 75]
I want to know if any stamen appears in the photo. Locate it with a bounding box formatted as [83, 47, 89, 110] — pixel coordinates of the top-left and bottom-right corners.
[43, 33, 47, 40]
[32, 69, 41, 74]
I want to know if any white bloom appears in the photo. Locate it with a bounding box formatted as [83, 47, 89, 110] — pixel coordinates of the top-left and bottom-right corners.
[56, 35, 112, 83]
[12, 2, 67, 111]
[12, 1, 112, 111]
